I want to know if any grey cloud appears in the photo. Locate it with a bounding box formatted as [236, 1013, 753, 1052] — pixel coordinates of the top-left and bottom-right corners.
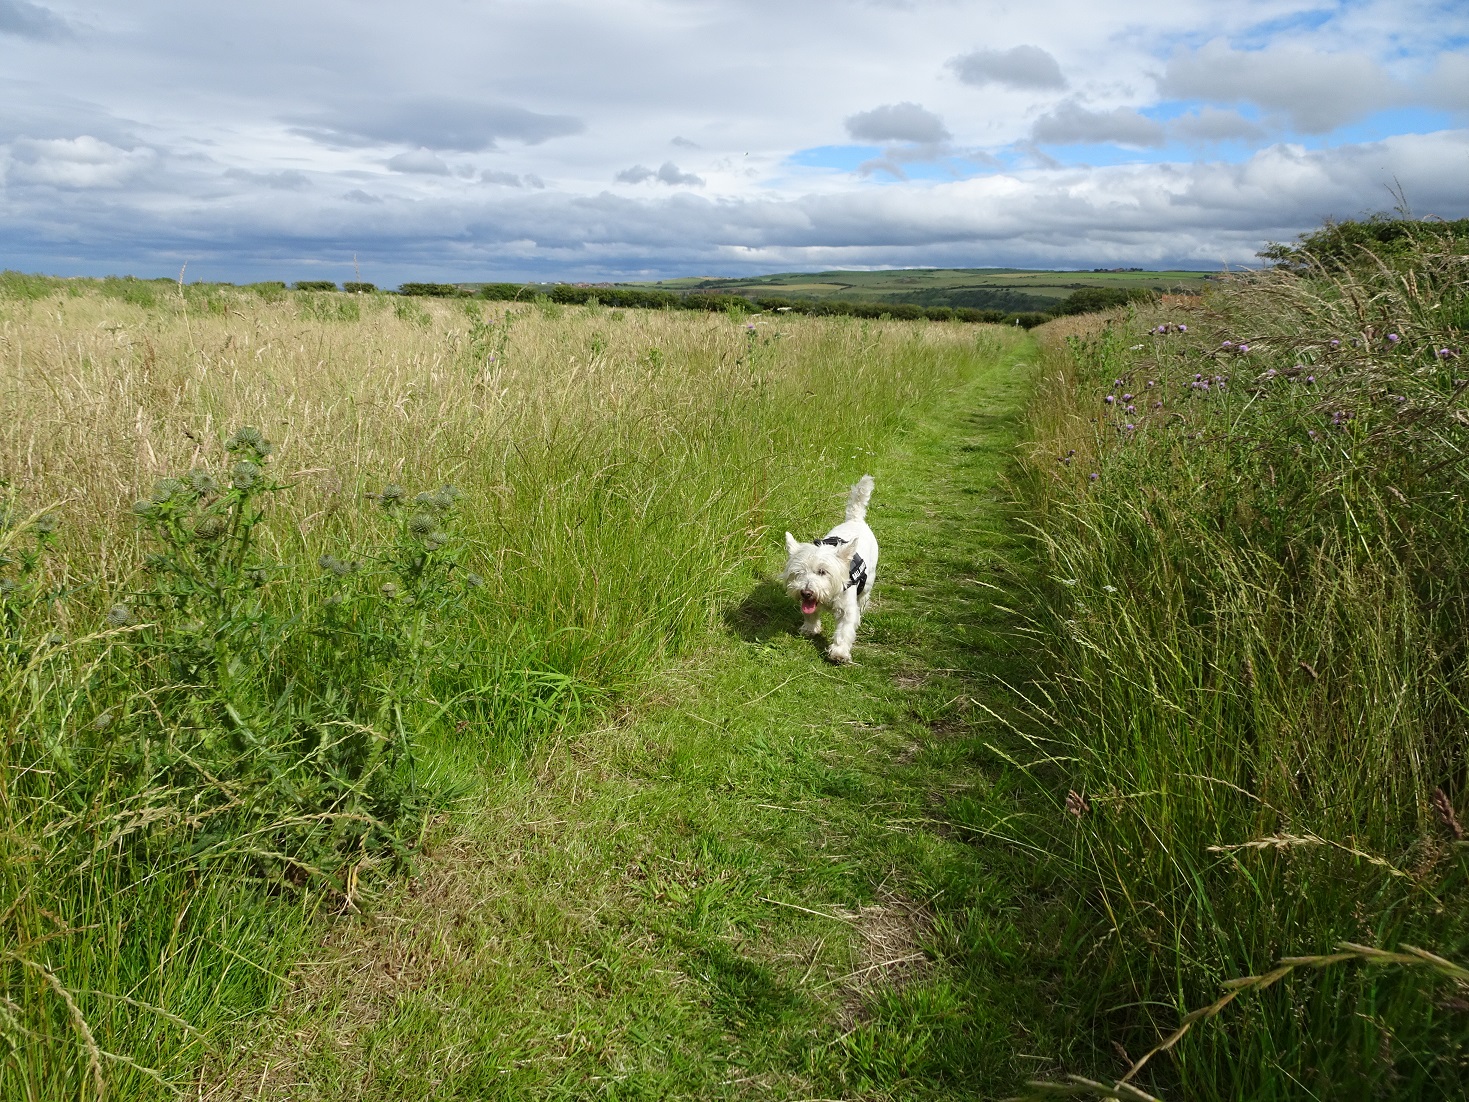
[387, 148, 451, 175]
[1425, 53, 1469, 113]
[482, 170, 546, 188]
[947, 45, 1065, 90]
[225, 167, 312, 189]
[1170, 107, 1265, 143]
[0, 0, 71, 39]
[615, 162, 704, 186]
[1033, 102, 1165, 147]
[291, 96, 584, 152]
[1158, 41, 1404, 133]
[343, 189, 383, 204]
[845, 102, 950, 144]
[7, 136, 157, 189]
[671, 136, 700, 148]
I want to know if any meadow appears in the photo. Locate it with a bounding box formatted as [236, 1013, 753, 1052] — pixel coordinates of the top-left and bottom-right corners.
[0, 281, 993, 1097]
[3, 221, 1467, 1100]
[1003, 220, 1469, 1097]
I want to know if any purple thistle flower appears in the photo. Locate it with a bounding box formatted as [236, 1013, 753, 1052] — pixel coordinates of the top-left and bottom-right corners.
[1146, 379, 1155, 388]
[1124, 423, 1135, 431]
[1089, 472, 1099, 481]
[1387, 333, 1400, 343]
[1122, 393, 1133, 401]
[1178, 324, 1188, 332]
[1236, 344, 1250, 353]
[1104, 394, 1116, 404]
[1152, 400, 1163, 409]
[1438, 348, 1457, 359]
[1329, 338, 1340, 348]
[1221, 341, 1234, 349]
[1125, 404, 1136, 413]
[1306, 375, 1315, 384]
[1308, 429, 1318, 438]
[1265, 368, 1278, 378]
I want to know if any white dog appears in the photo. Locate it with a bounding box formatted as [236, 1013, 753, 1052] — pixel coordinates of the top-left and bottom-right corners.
[783, 475, 879, 664]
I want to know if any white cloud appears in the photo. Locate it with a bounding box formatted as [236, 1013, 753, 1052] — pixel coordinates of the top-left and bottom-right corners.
[7, 135, 156, 188]
[947, 45, 1066, 90]
[1033, 102, 1166, 147]
[1158, 40, 1406, 133]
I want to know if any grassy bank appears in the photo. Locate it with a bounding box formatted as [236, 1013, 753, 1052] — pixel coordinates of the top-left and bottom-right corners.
[0, 283, 998, 1097]
[1004, 224, 1469, 1097]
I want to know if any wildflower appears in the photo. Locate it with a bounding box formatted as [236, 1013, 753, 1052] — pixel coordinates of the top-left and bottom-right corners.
[323, 593, 345, 609]
[1124, 422, 1135, 431]
[380, 483, 406, 505]
[1308, 429, 1318, 438]
[1089, 472, 1099, 481]
[1387, 333, 1400, 343]
[408, 512, 436, 535]
[431, 484, 461, 509]
[1438, 348, 1458, 359]
[1265, 368, 1278, 378]
[1067, 449, 1075, 456]
[1113, 378, 1123, 388]
[1152, 400, 1163, 409]
[1236, 344, 1249, 353]
[105, 604, 134, 627]
[1122, 393, 1132, 401]
[380, 582, 399, 598]
[1125, 404, 1136, 413]
[319, 554, 354, 576]
[1221, 341, 1233, 349]
[1329, 338, 1340, 348]
[1178, 324, 1188, 332]
[1104, 394, 1116, 404]
[1145, 380, 1155, 388]
[33, 513, 58, 535]
[245, 567, 267, 586]
[424, 531, 449, 552]
[1305, 375, 1315, 384]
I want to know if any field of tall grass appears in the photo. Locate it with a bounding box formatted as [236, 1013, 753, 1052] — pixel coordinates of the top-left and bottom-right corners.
[1009, 223, 1469, 1097]
[0, 279, 995, 1097]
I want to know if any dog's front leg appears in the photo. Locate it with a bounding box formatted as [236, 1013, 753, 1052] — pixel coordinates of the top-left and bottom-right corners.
[825, 595, 860, 664]
[799, 610, 823, 637]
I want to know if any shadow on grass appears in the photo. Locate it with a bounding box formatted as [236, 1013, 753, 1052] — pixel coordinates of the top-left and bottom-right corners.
[724, 577, 829, 657]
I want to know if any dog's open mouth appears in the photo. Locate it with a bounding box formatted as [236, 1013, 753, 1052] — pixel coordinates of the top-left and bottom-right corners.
[800, 591, 819, 615]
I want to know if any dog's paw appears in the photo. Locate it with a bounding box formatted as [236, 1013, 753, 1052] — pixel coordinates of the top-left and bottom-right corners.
[799, 621, 822, 637]
[825, 646, 853, 665]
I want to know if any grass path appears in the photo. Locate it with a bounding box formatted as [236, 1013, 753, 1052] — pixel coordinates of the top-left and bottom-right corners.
[237, 335, 1058, 1100]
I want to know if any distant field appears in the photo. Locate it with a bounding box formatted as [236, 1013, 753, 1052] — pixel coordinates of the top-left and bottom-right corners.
[613, 267, 1219, 312]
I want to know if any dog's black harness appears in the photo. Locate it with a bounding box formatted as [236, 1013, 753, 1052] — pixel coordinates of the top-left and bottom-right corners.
[812, 536, 868, 596]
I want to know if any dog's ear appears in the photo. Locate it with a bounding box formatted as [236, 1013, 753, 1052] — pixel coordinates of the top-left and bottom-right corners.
[834, 539, 858, 562]
[784, 532, 800, 554]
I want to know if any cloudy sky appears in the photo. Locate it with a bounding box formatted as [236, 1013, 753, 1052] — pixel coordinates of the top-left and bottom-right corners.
[2, 0, 1467, 285]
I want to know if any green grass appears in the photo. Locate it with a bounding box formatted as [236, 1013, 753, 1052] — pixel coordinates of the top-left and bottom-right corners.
[214, 329, 1060, 1099]
[624, 268, 1217, 312]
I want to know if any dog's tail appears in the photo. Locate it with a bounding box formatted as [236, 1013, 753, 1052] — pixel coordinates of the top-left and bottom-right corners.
[845, 474, 875, 523]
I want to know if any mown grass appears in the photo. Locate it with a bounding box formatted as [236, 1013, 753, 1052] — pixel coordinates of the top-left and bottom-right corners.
[0, 281, 999, 1097]
[1001, 225, 1469, 1098]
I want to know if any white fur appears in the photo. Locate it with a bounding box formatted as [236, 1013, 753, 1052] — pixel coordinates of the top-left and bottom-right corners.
[782, 475, 879, 664]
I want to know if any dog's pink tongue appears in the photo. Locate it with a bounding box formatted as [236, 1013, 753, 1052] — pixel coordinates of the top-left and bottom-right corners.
[801, 596, 818, 615]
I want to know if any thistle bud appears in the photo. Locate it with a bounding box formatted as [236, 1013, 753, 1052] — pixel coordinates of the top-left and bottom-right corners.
[408, 512, 435, 535]
[192, 514, 227, 540]
[231, 461, 259, 490]
[106, 604, 134, 627]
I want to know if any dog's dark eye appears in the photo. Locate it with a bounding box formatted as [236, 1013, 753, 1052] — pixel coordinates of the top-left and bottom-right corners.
[817, 568, 828, 576]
